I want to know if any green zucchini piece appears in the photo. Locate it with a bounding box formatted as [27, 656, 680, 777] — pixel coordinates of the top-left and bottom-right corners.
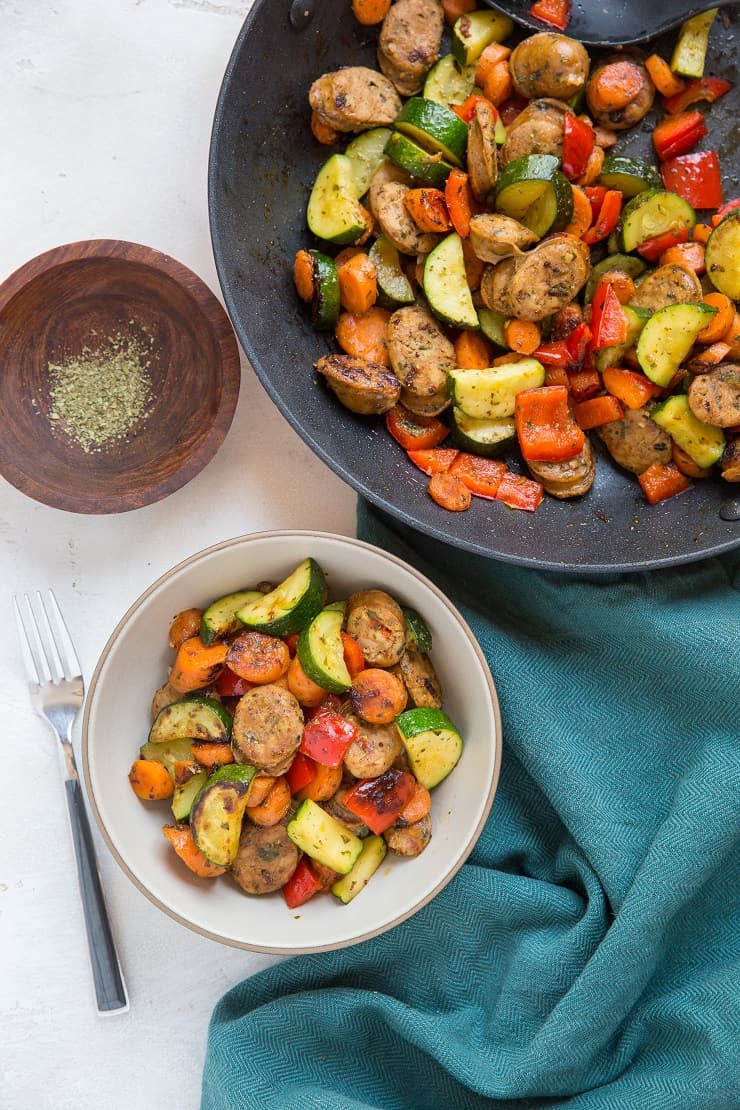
[423, 54, 476, 106]
[287, 798, 364, 875]
[369, 236, 415, 305]
[384, 131, 455, 188]
[331, 835, 387, 904]
[620, 190, 696, 253]
[671, 8, 717, 78]
[636, 302, 716, 387]
[190, 764, 257, 867]
[598, 156, 662, 198]
[148, 697, 231, 745]
[297, 606, 351, 693]
[452, 10, 514, 65]
[402, 607, 433, 654]
[344, 128, 393, 196]
[139, 738, 194, 779]
[171, 769, 208, 822]
[396, 707, 463, 789]
[705, 212, 740, 300]
[477, 306, 507, 347]
[423, 233, 479, 329]
[309, 250, 341, 331]
[448, 359, 546, 419]
[584, 253, 647, 303]
[394, 97, 469, 167]
[450, 407, 517, 457]
[651, 394, 725, 468]
[307, 153, 367, 246]
[201, 589, 263, 646]
[236, 557, 327, 637]
[495, 155, 571, 239]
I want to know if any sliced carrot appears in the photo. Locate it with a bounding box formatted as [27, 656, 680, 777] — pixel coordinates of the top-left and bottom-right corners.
[398, 782, 432, 825]
[129, 759, 174, 801]
[294, 762, 343, 804]
[562, 186, 592, 238]
[340, 632, 366, 679]
[245, 775, 277, 808]
[503, 318, 542, 355]
[350, 668, 408, 724]
[638, 462, 692, 505]
[697, 293, 734, 344]
[598, 270, 636, 304]
[293, 250, 315, 303]
[287, 653, 327, 707]
[720, 312, 740, 358]
[475, 43, 511, 89]
[449, 453, 507, 499]
[335, 306, 391, 365]
[352, 0, 392, 24]
[169, 637, 228, 693]
[572, 394, 624, 430]
[588, 61, 647, 113]
[428, 472, 472, 511]
[444, 169, 476, 238]
[226, 631, 290, 685]
[310, 112, 339, 146]
[245, 776, 291, 827]
[480, 61, 513, 107]
[336, 252, 378, 314]
[441, 0, 476, 23]
[686, 341, 731, 371]
[162, 824, 226, 878]
[403, 188, 452, 233]
[602, 366, 662, 410]
[492, 351, 527, 365]
[672, 442, 713, 479]
[454, 330, 494, 369]
[691, 223, 712, 245]
[659, 241, 705, 274]
[173, 759, 201, 786]
[575, 144, 605, 187]
[168, 608, 204, 650]
[192, 741, 234, 771]
[407, 447, 459, 475]
[334, 246, 363, 268]
[644, 54, 686, 97]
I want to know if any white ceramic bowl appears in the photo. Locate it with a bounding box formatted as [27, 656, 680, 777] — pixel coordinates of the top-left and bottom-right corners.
[83, 531, 502, 953]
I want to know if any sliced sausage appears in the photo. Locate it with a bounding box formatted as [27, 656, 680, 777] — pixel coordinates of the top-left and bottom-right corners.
[469, 213, 538, 262]
[399, 384, 451, 417]
[510, 33, 590, 101]
[396, 648, 443, 709]
[527, 438, 595, 499]
[323, 789, 371, 837]
[500, 99, 569, 166]
[688, 365, 740, 428]
[506, 235, 590, 322]
[598, 406, 672, 474]
[308, 67, 402, 133]
[721, 435, 740, 482]
[384, 814, 432, 856]
[345, 588, 406, 667]
[315, 354, 401, 415]
[374, 182, 442, 256]
[467, 100, 499, 203]
[387, 304, 456, 396]
[342, 712, 404, 778]
[586, 55, 655, 131]
[232, 684, 304, 776]
[629, 264, 702, 313]
[151, 682, 181, 721]
[368, 160, 413, 216]
[479, 257, 517, 316]
[378, 0, 444, 97]
[231, 823, 298, 895]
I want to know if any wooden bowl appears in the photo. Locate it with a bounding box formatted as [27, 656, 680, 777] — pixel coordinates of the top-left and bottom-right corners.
[0, 240, 241, 513]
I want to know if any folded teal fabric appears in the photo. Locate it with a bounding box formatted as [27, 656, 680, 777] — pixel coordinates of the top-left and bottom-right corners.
[202, 502, 740, 1110]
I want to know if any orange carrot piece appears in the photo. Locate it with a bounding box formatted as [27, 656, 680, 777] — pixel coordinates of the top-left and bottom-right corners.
[598, 270, 636, 304]
[697, 293, 734, 344]
[335, 307, 391, 365]
[562, 186, 593, 238]
[644, 54, 686, 97]
[588, 61, 648, 112]
[336, 252, 378, 314]
[454, 330, 494, 369]
[168, 608, 204, 650]
[672, 443, 713, 479]
[226, 631, 290, 685]
[503, 318, 542, 355]
[352, 0, 392, 24]
[691, 223, 712, 245]
[544, 365, 571, 388]
[441, 0, 476, 23]
[403, 188, 452, 233]
[686, 342, 731, 371]
[129, 759, 174, 801]
[428, 472, 472, 511]
[480, 61, 513, 107]
[492, 351, 527, 365]
[169, 637, 228, 693]
[310, 112, 339, 146]
[350, 668, 408, 725]
[638, 463, 692, 505]
[162, 824, 227, 878]
[294, 762, 343, 804]
[340, 632, 366, 679]
[575, 144, 605, 186]
[602, 366, 662, 410]
[192, 741, 235, 771]
[474, 42, 511, 88]
[287, 652, 327, 707]
[720, 312, 740, 358]
[245, 776, 291, 827]
[245, 775, 277, 808]
[659, 241, 705, 275]
[444, 169, 476, 238]
[293, 250, 315, 303]
[572, 394, 624, 430]
[398, 782, 432, 825]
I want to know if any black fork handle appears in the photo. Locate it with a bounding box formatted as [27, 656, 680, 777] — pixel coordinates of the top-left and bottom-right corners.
[65, 778, 129, 1014]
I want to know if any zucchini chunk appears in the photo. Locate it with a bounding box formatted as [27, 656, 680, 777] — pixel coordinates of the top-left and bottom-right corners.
[236, 557, 326, 637]
[171, 769, 208, 822]
[396, 707, 463, 789]
[384, 131, 455, 188]
[448, 359, 546, 419]
[424, 54, 476, 107]
[148, 697, 232, 745]
[201, 590, 263, 646]
[585, 254, 647, 303]
[495, 155, 572, 239]
[705, 212, 740, 301]
[307, 154, 367, 246]
[636, 302, 716, 387]
[287, 798, 363, 875]
[344, 128, 393, 196]
[394, 97, 469, 167]
[331, 836, 387, 904]
[598, 156, 661, 198]
[369, 236, 415, 306]
[297, 606, 352, 693]
[593, 305, 651, 374]
[651, 395, 726, 468]
[452, 10, 514, 66]
[671, 8, 717, 77]
[308, 250, 341, 331]
[450, 408, 517, 457]
[402, 607, 433, 654]
[423, 233, 479, 329]
[477, 307, 507, 347]
[620, 190, 695, 253]
[190, 764, 257, 867]
[139, 737, 194, 779]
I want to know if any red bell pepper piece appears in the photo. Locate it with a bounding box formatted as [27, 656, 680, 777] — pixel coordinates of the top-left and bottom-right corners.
[282, 857, 323, 909]
[544, 365, 570, 388]
[514, 385, 585, 463]
[602, 366, 662, 410]
[653, 110, 707, 161]
[299, 706, 358, 767]
[590, 281, 630, 351]
[286, 751, 317, 795]
[340, 632, 365, 678]
[566, 322, 591, 363]
[582, 190, 622, 245]
[445, 168, 478, 238]
[452, 94, 498, 125]
[214, 666, 252, 697]
[498, 93, 529, 126]
[571, 394, 624, 430]
[494, 472, 544, 512]
[636, 226, 690, 261]
[282, 632, 300, 656]
[304, 693, 343, 720]
[386, 404, 448, 451]
[562, 112, 595, 181]
[712, 197, 740, 225]
[661, 151, 723, 210]
[584, 185, 608, 221]
[449, 453, 508, 499]
[532, 340, 572, 367]
[637, 463, 692, 505]
[529, 0, 571, 31]
[566, 364, 602, 401]
[663, 76, 733, 115]
[407, 447, 459, 476]
[342, 770, 416, 835]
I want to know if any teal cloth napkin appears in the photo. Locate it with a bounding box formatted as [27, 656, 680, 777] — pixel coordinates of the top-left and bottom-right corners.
[202, 502, 740, 1110]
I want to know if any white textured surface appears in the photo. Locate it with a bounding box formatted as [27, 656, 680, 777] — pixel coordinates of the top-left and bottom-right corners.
[0, 2, 355, 1107]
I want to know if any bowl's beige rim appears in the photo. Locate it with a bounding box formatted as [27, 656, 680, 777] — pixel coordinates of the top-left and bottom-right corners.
[82, 530, 503, 954]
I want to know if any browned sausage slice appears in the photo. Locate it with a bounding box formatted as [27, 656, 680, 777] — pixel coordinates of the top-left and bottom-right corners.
[480, 258, 517, 316]
[315, 354, 401, 415]
[346, 588, 406, 667]
[231, 823, 298, 895]
[151, 682, 181, 721]
[384, 814, 432, 856]
[309, 67, 402, 133]
[510, 33, 590, 101]
[469, 213, 538, 262]
[374, 182, 442, 256]
[586, 54, 655, 131]
[387, 305, 455, 397]
[500, 99, 569, 166]
[467, 100, 499, 203]
[342, 712, 404, 778]
[629, 264, 702, 312]
[527, 438, 595, 498]
[688, 365, 740, 428]
[232, 684, 304, 776]
[368, 161, 414, 218]
[396, 649, 443, 708]
[721, 435, 740, 482]
[598, 406, 672, 474]
[399, 384, 451, 417]
[506, 235, 590, 322]
[378, 0, 444, 97]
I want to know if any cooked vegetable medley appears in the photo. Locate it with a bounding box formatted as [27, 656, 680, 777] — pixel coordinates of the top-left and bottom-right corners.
[293, 2, 740, 512]
[129, 558, 463, 909]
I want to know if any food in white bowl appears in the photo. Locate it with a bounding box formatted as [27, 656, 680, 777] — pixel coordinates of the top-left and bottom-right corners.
[83, 532, 501, 953]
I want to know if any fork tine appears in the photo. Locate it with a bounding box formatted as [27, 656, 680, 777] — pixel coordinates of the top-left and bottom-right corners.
[45, 589, 83, 681]
[33, 591, 65, 682]
[13, 595, 41, 685]
[15, 594, 53, 684]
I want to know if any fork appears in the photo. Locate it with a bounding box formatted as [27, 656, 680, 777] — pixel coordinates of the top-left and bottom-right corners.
[14, 590, 128, 1016]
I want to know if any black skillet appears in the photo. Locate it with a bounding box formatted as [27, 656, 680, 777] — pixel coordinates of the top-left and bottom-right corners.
[208, 0, 740, 572]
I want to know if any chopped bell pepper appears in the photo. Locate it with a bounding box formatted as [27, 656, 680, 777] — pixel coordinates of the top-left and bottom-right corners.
[583, 190, 622, 245]
[214, 666, 252, 697]
[407, 447, 459, 476]
[282, 857, 323, 909]
[602, 366, 662, 410]
[532, 340, 572, 367]
[590, 281, 630, 351]
[342, 770, 416, 835]
[386, 404, 448, 450]
[452, 94, 498, 125]
[286, 751, 317, 795]
[636, 226, 690, 261]
[653, 110, 708, 160]
[562, 113, 595, 181]
[661, 151, 723, 210]
[711, 197, 740, 225]
[663, 75, 732, 115]
[529, 0, 571, 32]
[567, 364, 602, 401]
[299, 706, 358, 767]
[498, 93, 529, 126]
[572, 394, 624, 430]
[584, 185, 608, 221]
[638, 462, 692, 504]
[494, 472, 544, 512]
[514, 385, 585, 463]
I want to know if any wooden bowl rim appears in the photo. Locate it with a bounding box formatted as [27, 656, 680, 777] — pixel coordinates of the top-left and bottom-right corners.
[0, 238, 241, 514]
